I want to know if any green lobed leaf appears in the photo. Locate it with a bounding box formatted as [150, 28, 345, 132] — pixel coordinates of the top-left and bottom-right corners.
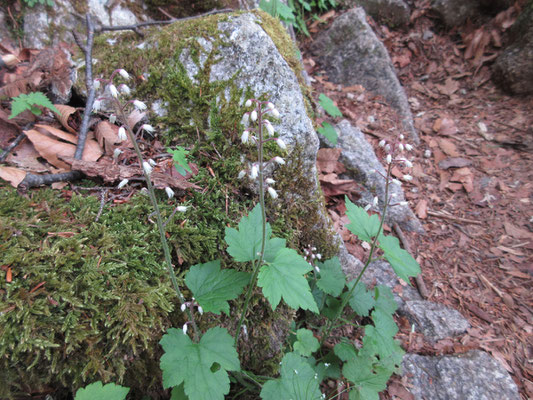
[9, 92, 60, 119]
[225, 204, 272, 262]
[257, 247, 318, 313]
[185, 260, 250, 315]
[167, 146, 192, 176]
[363, 309, 399, 360]
[378, 235, 421, 283]
[347, 280, 375, 317]
[318, 93, 343, 118]
[170, 384, 188, 400]
[259, 0, 296, 23]
[160, 327, 240, 400]
[316, 256, 345, 297]
[260, 352, 322, 400]
[374, 285, 397, 315]
[345, 198, 381, 242]
[334, 341, 357, 362]
[293, 328, 320, 357]
[317, 122, 338, 145]
[343, 356, 389, 400]
[74, 381, 130, 400]
[264, 237, 286, 263]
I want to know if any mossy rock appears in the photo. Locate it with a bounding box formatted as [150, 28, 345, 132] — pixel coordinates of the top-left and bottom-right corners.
[0, 11, 339, 398]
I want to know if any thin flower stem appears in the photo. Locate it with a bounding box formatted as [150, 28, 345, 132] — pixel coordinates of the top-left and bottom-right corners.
[113, 99, 199, 342]
[320, 162, 393, 347]
[234, 102, 268, 346]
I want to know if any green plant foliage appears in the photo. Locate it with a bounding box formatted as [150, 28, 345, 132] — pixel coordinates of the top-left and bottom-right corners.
[225, 204, 272, 263]
[160, 327, 240, 400]
[258, 247, 319, 312]
[347, 281, 375, 317]
[316, 256, 345, 297]
[345, 199, 382, 242]
[168, 146, 192, 176]
[22, 0, 54, 7]
[260, 352, 322, 399]
[184, 260, 249, 315]
[9, 92, 59, 119]
[318, 93, 342, 118]
[74, 381, 130, 400]
[259, 0, 296, 25]
[378, 235, 421, 283]
[293, 328, 320, 357]
[317, 121, 338, 145]
[342, 355, 389, 400]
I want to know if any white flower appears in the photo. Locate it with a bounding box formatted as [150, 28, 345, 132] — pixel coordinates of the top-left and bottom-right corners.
[94, 80, 101, 89]
[117, 178, 129, 189]
[399, 201, 409, 206]
[399, 143, 404, 152]
[245, 99, 253, 107]
[250, 110, 257, 122]
[267, 102, 275, 110]
[424, 149, 431, 158]
[109, 114, 117, 124]
[142, 124, 154, 133]
[316, 253, 322, 260]
[271, 108, 280, 118]
[265, 120, 274, 136]
[273, 156, 285, 165]
[118, 127, 127, 141]
[143, 161, 153, 175]
[250, 165, 258, 180]
[176, 205, 188, 212]
[149, 159, 157, 167]
[238, 170, 246, 179]
[265, 178, 276, 185]
[120, 84, 131, 95]
[379, 139, 386, 147]
[372, 196, 378, 206]
[241, 130, 249, 144]
[92, 99, 102, 112]
[113, 148, 122, 159]
[364, 204, 371, 211]
[119, 69, 130, 80]
[405, 159, 413, 168]
[399, 134, 405, 140]
[165, 187, 175, 199]
[180, 303, 187, 312]
[109, 84, 119, 98]
[182, 324, 188, 335]
[277, 138, 286, 150]
[198, 306, 203, 315]
[403, 174, 413, 181]
[268, 187, 278, 199]
[386, 154, 392, 164]
[133, 100, 147, 110]
[324, 363, 330, 367]
[405, 143, 414, 151]
[392, 179, 402, 186]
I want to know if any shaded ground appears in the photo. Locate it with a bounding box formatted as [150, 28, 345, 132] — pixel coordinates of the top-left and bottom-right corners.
[301, 4, 533, 399]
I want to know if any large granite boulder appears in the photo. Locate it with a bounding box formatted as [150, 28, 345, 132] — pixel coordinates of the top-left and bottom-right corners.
[493, 2, 533, 95]
[430, 0, 514, 27]
[310, 7, 419, 143]
[338, 0, 411, 27]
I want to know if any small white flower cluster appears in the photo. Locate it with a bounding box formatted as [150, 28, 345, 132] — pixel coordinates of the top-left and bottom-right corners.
[239, 99, 286, 200]
[303, 245, 322, 273]
[379, 134, 415, 183]
[180, 297, 203, 335]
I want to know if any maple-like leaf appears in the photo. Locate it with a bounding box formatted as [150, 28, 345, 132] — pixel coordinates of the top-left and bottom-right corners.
[74, 381, 129, 400]
[378, 235, 420, 283]
[168, 146, 192, 176]
[185, 260, 249, 315]
[345, 199, 381, 242]
[160, 327, 240, 400]
[293, 328, 320, 357]
[316, 256, 345, 297]
[9, 92, 59, 119]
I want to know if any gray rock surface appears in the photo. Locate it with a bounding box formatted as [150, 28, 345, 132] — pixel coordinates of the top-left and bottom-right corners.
[23, 0, 142, 48]
[335, 120, 422, 232]
[403, 350, 520, 400]
[493, 3, 533, 95]
[310, 7, 419, 143]
[338, 0, 411, 27]
[430, 0, 481, 26]
[401, 300, 470, 341]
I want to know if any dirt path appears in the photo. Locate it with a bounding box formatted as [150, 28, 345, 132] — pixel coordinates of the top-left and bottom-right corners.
[301, 6, 533, 399]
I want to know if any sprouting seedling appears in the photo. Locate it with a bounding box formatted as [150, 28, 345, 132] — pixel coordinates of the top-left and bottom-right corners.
[9, 92, 60, 119]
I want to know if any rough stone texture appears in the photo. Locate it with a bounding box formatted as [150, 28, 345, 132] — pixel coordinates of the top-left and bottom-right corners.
[401, 300, 470, 341]
[430, 0, 481, 26]
[338, 0, 411, 27]
[493, 3, 533, 95]
[310, 7, 419, 143]
[335, 120, 422, 232]
[403, 350, 520, 400]
[0, 10, 14, 46]
[23, 0, 141, 48]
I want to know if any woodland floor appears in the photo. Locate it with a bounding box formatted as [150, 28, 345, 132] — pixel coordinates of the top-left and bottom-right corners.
[300, 4, 533, 399]
[1, 2, 532, 400]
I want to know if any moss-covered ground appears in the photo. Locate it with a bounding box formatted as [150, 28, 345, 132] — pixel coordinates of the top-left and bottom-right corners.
[0, 10, 338, 399]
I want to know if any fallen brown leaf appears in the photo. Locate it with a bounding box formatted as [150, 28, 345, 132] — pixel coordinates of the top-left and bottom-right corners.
[0, 165, 27, 187]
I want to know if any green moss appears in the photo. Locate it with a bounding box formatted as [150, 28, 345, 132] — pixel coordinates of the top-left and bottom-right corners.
[1, 10, 339, 398]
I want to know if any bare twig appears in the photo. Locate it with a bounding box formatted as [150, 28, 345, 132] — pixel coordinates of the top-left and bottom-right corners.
[393, 222, 428, 299]
[0, 132, 26, 162]
[427, 210, 483, 225]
